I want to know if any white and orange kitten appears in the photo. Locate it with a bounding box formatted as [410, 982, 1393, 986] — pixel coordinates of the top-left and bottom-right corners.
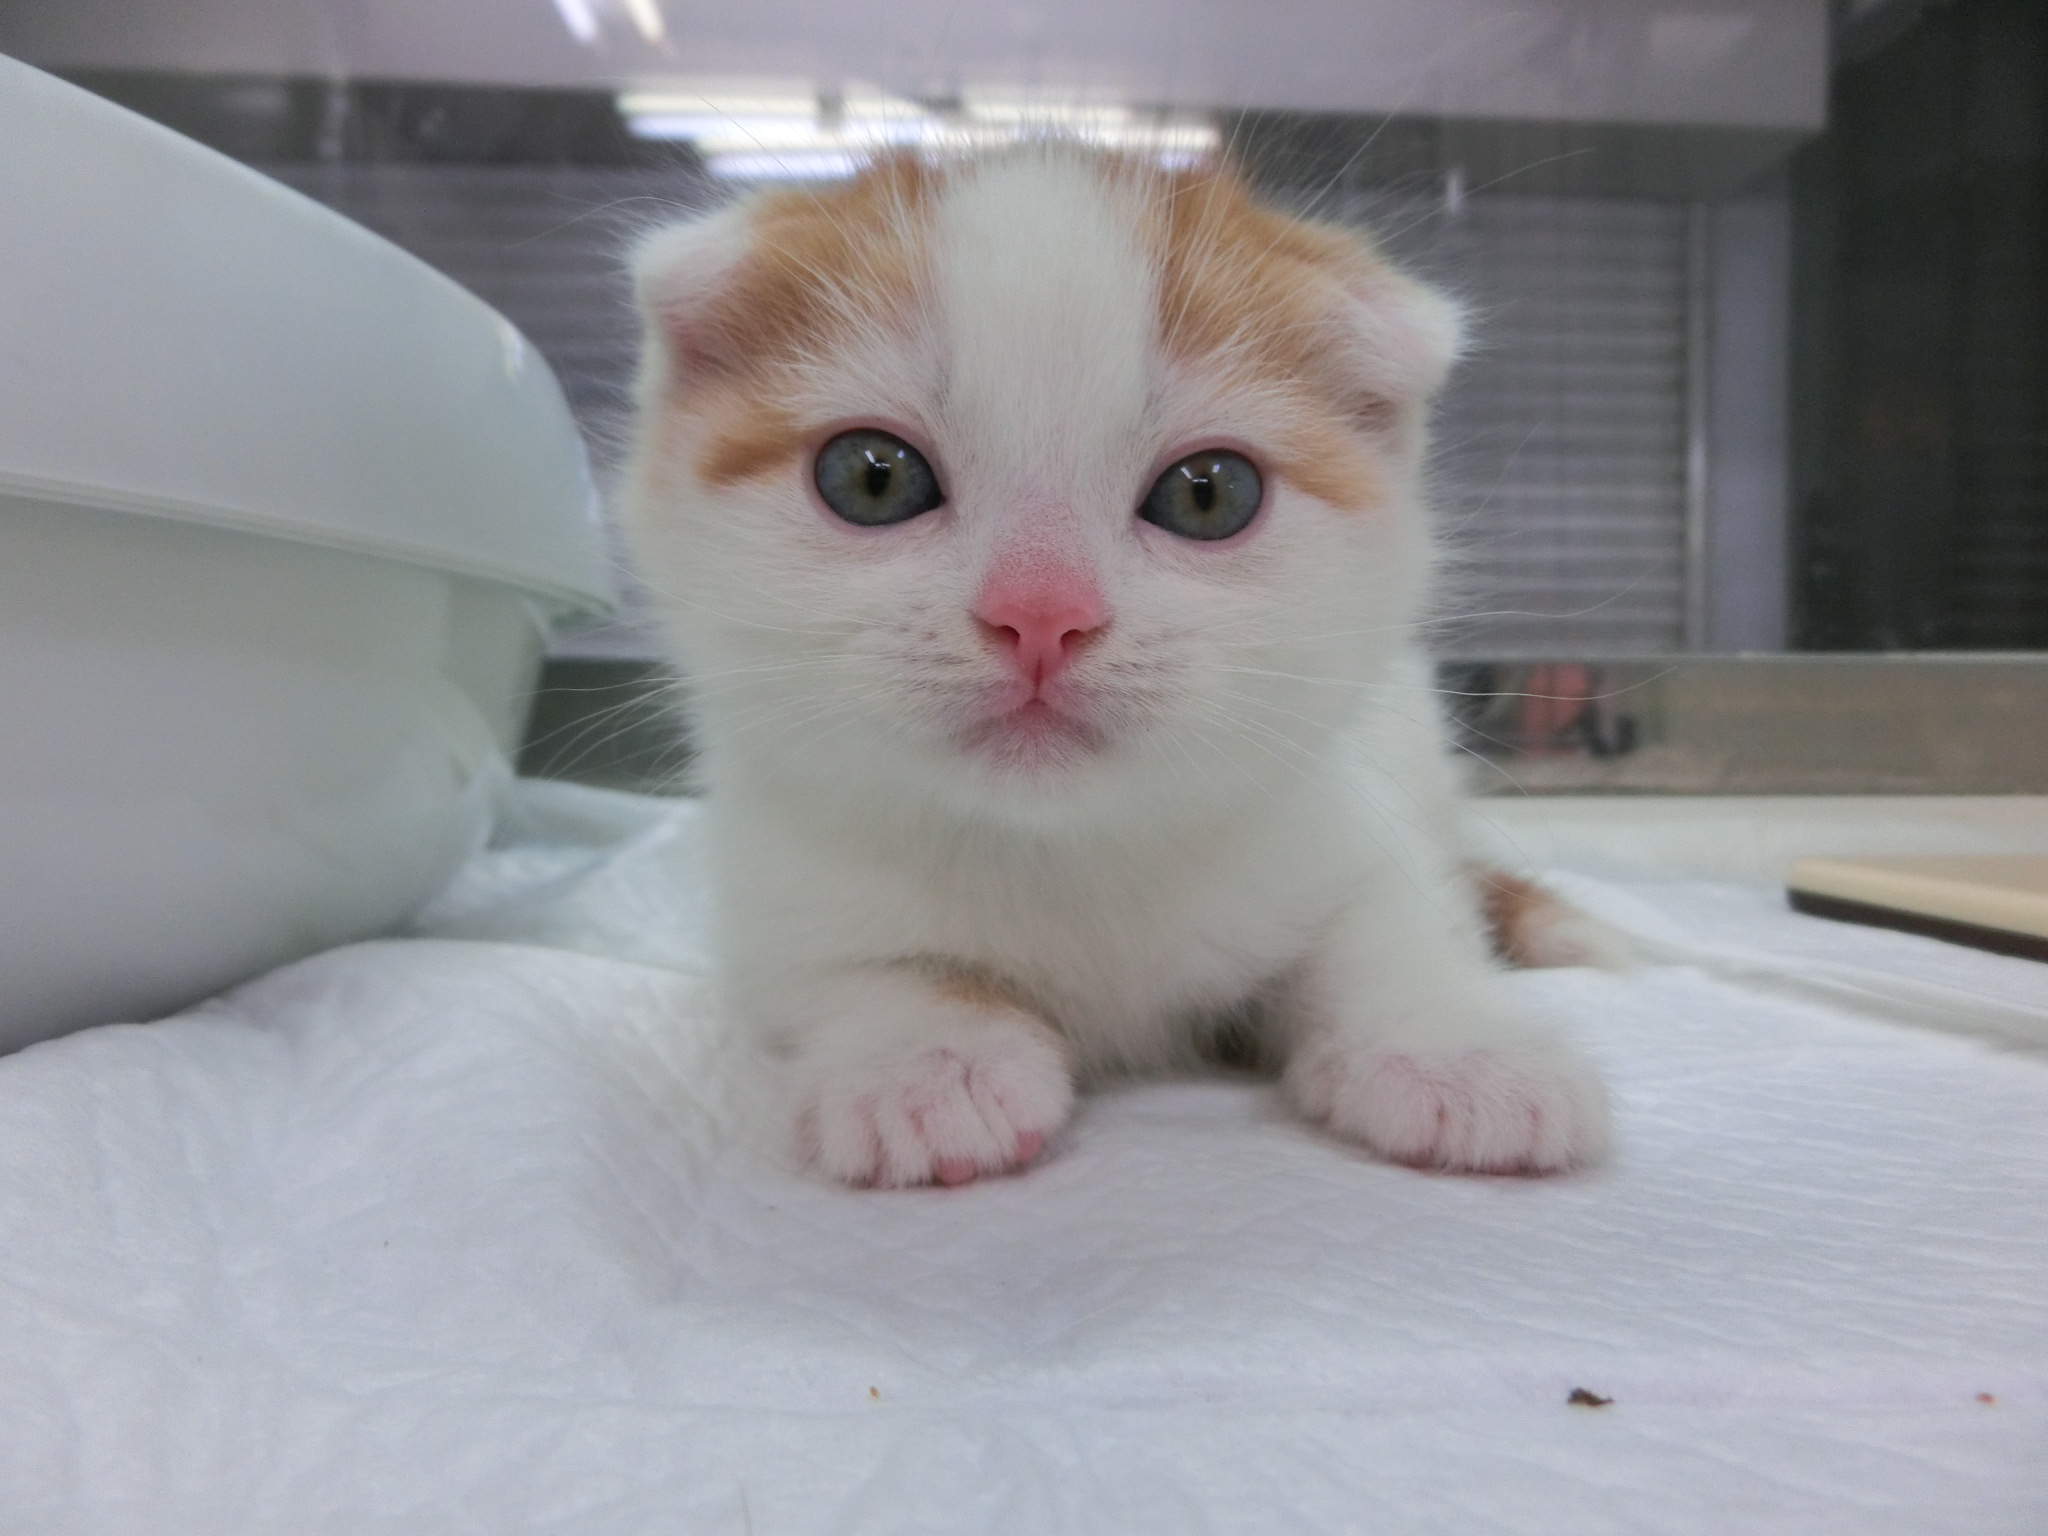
[623, 148, 1609, 1188]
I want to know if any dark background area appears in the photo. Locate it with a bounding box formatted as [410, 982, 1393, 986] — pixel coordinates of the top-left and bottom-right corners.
[1792, 0, 2048, 648]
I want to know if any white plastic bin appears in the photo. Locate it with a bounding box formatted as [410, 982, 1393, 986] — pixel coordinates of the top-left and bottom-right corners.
[0, 58, 615, 1050]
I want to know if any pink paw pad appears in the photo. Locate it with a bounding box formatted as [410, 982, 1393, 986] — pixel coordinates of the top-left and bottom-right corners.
[800, 1034, 1071, 1189]
[1290, 1036, 1608, 1175]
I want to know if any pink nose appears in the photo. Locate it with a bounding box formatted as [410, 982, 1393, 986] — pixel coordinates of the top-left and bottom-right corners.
[974, 575, 1107, 688]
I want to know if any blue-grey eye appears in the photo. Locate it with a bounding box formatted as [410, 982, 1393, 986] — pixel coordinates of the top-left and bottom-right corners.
[1139, 450, 1262, 541]
[814, 429, 944, 526]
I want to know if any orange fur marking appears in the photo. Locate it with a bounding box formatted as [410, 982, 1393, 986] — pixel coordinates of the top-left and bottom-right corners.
[666, 151, 1407, 505]
[1474, 866, 1572, 969]
[1141, 163, 1398, 511]
[670, 155, 937, 489]
[696, 401, 804, 488]
[1281, 420, 1385, 514]
[671, 153, 934, 391]
[915, 957, 1034, 1014]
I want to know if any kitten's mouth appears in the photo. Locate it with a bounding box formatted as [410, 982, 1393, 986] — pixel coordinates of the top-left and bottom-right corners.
[956, 691, 1108, 768]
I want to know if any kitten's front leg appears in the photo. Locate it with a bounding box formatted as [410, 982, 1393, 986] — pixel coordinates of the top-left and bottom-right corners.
[766, 965, 1075, 1188]
[1280, 896, 1610, 1174]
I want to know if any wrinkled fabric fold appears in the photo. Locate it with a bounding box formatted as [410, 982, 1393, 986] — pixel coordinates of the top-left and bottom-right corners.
[2, 784, 2043, 1534]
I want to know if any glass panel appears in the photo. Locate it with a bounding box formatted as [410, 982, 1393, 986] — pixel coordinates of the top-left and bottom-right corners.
[5, 0, 2040, 790]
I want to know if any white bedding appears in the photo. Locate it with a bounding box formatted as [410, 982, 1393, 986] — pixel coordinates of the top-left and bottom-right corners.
[3, 785, 2045, 1534]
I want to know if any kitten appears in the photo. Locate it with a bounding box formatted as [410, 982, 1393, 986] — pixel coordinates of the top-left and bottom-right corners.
[623, 148, 1610, 1188]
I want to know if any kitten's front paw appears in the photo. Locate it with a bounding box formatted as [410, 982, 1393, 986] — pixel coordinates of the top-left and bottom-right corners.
[796, 1014, 1074, 1189]
[1287, 1021, 1609, 1174]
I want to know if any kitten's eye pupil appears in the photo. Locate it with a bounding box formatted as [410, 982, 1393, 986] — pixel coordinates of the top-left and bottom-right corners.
[1140, 450, 1261, 541]
[815, 429, 944, 527]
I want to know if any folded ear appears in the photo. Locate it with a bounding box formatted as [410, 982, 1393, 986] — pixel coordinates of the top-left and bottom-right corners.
[631, 205, 757, 384]
[1338, 264, 1467, 410]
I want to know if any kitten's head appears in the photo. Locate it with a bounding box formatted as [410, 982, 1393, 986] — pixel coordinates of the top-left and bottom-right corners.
[625, 148, 1461, 826]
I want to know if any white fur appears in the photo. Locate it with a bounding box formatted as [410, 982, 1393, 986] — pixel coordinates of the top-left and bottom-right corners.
[624, 150, 1610, 1186]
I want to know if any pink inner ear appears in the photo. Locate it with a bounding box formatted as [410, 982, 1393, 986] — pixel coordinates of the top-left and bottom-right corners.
[646, 278, 747, 382]
[658, 307, 738, 381]
[633, 213, 756, 382]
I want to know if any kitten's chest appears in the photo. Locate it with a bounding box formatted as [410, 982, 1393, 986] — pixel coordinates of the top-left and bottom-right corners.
[722, 793, 1362, 1030]
[940, 840, 1325, 1002]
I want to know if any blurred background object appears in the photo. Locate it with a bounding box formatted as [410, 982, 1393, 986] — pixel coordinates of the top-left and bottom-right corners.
[4, 0, 2040, 794]
[0, 57, 612, 1044]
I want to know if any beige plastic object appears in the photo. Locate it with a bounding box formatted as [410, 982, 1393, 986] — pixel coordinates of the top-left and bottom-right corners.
[1788, 855, 2048, 961]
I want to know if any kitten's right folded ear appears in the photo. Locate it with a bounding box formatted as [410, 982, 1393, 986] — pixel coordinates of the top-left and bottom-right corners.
[631, 208, 756, 383]
[1335, 263, 1467, 410]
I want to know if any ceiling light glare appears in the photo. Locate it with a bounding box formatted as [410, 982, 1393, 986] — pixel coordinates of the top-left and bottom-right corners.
[551, 0, 600, 45]
[619, 81, 818, 119]
[618, 0, 668, 46]
[627, 115, 823, 147]
[702, 150, 864, 182]
[962, 90, 1134, 128]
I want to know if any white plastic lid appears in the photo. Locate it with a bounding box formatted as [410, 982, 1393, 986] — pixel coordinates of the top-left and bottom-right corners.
[0, 57, 614, 618]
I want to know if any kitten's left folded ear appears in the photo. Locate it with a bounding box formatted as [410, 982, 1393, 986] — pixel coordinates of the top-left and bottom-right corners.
[1336, 264, 1467, 409]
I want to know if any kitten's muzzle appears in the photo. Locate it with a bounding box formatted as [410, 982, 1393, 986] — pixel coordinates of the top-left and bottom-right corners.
[972, 573, 1107, 691]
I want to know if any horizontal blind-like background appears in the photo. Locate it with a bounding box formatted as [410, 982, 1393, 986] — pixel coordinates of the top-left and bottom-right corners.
[1320, 189, 1694, 655]
[273, 163, 1695, 657]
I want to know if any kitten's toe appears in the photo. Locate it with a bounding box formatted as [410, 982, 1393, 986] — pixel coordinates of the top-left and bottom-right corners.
[798, 1017, 1073, 1189]
[1288, 1023, 1609, 1174]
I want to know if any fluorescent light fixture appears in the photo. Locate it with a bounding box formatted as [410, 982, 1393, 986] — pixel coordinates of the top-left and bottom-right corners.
[702, 150, 864, 181]
[617, 80, 1219, 180]
[961, 89, 1137, 128]
[626, 115, 822, 147]
[551, 0, 600, 46]
[619, 81, 818, 121]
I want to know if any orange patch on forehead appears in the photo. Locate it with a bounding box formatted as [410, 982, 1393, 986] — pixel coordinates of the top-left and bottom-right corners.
[684, 153, 936, 390]
[662, 150, 1403, 510]
[1146, 167, 1367, 362]
[1135, 162, 1397, 511]
[662, 155, 938, 491]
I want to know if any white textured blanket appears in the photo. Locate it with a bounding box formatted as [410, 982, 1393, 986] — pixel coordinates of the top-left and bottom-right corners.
[3, 786, 2044, 1534]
